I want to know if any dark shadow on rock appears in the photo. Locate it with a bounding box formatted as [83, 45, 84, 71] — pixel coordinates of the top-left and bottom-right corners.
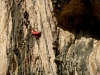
[52, 0, 100, 40]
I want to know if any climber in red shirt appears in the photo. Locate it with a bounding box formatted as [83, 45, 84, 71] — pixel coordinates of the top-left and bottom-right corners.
[31, 28, 41, 39]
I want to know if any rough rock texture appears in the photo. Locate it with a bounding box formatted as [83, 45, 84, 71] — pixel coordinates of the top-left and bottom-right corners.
[0, 0, 100, 75]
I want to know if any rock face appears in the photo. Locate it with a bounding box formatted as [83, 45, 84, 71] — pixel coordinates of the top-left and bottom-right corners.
[0, 0, 100, 75]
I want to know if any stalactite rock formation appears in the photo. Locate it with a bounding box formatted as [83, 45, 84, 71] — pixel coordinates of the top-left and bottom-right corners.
[0, 0, 100, 75]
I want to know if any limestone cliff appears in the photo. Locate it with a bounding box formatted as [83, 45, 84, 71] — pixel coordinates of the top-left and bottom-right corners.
[0, 0, 100, 75]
